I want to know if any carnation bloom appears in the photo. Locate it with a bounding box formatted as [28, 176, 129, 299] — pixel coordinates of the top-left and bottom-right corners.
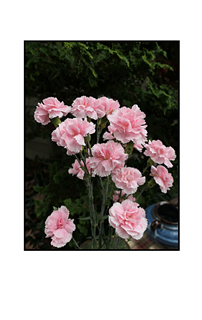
[68, 158, 95, 180]
[144, 140, 176, 168]
[113, 190, 136, 203]
[103, 131, 115, 140]
[109, 200, 148, 240]
[106, 105, 147, 148]
[133, 143, 144, 152]
[112, 167, 145, 195]
[150, 165, 174, 193]
[45, 206, 76, 248]
[71, 96, 99, 120]
[51, 118, 95, 155]
[89, 140, 128, 177]
[34, 97, 71, 125]
[95, 96, 120, 118]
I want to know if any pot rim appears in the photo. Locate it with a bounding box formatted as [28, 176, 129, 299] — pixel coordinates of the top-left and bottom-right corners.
[154, 201, 178, 225]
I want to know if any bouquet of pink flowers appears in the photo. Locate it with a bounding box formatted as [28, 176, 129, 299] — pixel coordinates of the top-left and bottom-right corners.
[34, 96, 176, 249]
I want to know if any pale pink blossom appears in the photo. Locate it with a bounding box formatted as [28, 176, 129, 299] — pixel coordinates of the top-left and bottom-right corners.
[113, 190, 136, 203]
[109, 200, 148, 240]
[51, 118, 95, 155]
[150, 165, 174, 193]
[144, 140, 176, 168]
[112, 167, 145, 195]
[45, 206, 76, 248]
[89, 140, 128, 177]
[34, 97, 71, 125]
[71, 96, 99, 120]
[103, 131, 115, 140]
[95, 96, 120, 118]
[133, 143, 144, 152]
[107, 105, 147, 147]
[68, 158, 95, 180]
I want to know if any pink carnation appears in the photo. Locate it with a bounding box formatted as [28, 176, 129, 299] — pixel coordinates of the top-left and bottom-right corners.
[112, 167, 145, 195]
[133, 143, 144, 152]
[113, 190, 136, 203]
[95, 96, 120, 118]
[45, 206, 76, 248]
[89, 140, 128, 177]
[51, 118, 95, 155]
[109, 200, 148, 240]
[34, 97, 71, 125]
[150, 165, 174, 193]
[71, 96, 99, 120]
[68, 158, 95, 180]
[144, 140, 176, 168]
[107, 105, 147, 147]
[103, 131, 115, 140]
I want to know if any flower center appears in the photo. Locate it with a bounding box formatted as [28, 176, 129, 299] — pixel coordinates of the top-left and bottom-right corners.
[57, 218, 63, 228]
[126, 174, 133, 181]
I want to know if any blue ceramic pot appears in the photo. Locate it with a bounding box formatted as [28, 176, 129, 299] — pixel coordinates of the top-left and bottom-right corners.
[145, 201, 179, 248]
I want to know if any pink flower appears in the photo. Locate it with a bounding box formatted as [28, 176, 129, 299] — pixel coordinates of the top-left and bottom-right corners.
[71, 96, 99, 120]
[144, 140, 176, 168]
[133, 143, 144, 152]
[51, 118, 95, 155]
[150, 165, 174, 193]
[45, 206, 76, 248]
[34, 97, 71, 125]
[95, 96, 120, 118]
[113, 190, 136, 203]
[89, 140, 128, 177]
[107, 105, 147, 147]
[103, 131, 115, 140]
[112, 167, 145, 195]
[68, 158, 95, 180]
[109, 200, 148, 240]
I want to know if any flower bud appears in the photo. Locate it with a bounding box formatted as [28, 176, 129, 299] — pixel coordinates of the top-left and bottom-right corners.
[51, 116, 61, 127]
[100, 116, 108, 130]
[84, 133, 91, 143]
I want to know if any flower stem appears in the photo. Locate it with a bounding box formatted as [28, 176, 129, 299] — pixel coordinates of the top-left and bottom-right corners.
[86, 176, 97, 249]
[136, 185, 148, 202]
[72, 237, 81, 249]
[98, 176, 110, 248]
[114, 236, 119, 249]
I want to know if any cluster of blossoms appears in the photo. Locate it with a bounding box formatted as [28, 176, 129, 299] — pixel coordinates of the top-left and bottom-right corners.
[34, 95, 176, 248]
[71, 96, 120, 120]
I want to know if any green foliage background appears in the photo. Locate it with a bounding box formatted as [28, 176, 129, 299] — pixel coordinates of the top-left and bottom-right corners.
[25, 41, 179, 249]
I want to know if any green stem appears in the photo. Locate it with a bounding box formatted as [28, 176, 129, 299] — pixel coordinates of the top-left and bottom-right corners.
[72, 237, 81, 249]
[142, 158, 155, 174]
[114, 236, 120, 249]
[86, 176, 97, 249]
[87, 141, 93, 157]
[98, 176, 110, 248]
[136, 185, 148, 202]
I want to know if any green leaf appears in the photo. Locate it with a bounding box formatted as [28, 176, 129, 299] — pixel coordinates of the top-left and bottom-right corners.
[33, 185, 44, 193]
